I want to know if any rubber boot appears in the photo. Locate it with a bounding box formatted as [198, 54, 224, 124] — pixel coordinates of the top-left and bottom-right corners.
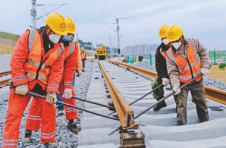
[153, 100, 167, 111]
[67, 123, 81, 134]
[22, 130, 32, 143]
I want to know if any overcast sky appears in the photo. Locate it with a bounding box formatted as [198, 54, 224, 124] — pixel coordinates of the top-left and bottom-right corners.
[0, 0, 225, 51]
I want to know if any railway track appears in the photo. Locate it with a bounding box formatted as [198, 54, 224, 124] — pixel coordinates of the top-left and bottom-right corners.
[1, 60, 226, 147]
[77, 59, 226, 148]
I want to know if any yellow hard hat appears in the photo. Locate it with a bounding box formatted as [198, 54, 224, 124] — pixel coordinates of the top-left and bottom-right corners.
[166, 25, 184, 42]
[159, 24, 169, 38]
[65, 17, 76, 34]
[44, 12, 67, 35]
[81, 47, 84, 50]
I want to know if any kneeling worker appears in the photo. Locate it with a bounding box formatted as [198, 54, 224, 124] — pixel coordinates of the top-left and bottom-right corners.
[166, 25, 209, 125]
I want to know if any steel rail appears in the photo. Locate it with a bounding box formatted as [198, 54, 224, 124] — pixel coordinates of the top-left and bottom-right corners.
[0, 71, 11, 76]
[27, 91, 119, 121]
[98, 59, 138, 129]
[0, 71, 11, 86]
[107, 58, 226, 105]
[59, 93, 115, 110]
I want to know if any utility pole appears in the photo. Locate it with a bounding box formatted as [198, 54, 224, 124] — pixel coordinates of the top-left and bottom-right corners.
[116, 18, 128, 62]
[77, 32, 79, 41]
[109, 35, 112, 59]
[116, 18, 120, 62]
[31, 0, 37, 30]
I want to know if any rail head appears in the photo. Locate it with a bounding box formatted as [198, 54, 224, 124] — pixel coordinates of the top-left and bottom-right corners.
[98, 59, 138, 129]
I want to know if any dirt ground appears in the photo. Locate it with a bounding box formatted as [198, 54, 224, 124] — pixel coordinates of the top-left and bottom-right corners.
[206, 66, 226, 82]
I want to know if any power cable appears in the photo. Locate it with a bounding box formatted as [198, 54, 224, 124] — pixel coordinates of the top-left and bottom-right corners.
[36, 5, 64, 20]
[0, 7, 30, 20]
[63, 0, 88, 39]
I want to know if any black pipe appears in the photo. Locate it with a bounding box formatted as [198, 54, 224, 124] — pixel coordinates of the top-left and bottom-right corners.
[27, 91, 119, 121]
[59, 93, 115, 110]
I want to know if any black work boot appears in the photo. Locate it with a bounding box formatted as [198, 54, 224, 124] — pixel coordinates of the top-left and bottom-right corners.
[67, 123, 81, 134]
[57, 106, 64, 115]
[153, 100, 167, 111]
[22, 130, 32, 143]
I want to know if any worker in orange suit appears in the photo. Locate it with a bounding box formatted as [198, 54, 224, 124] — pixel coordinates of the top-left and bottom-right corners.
[2, 12, 67, 148]
[22, 17, 82, 145]
[81, 47, 86, 72]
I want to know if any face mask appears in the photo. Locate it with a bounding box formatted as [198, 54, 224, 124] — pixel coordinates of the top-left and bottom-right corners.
[162, 38, 168, 45]
[49, 34, 61, 44]
[63, 35, 72, 41]
[172, 41, 181, 50]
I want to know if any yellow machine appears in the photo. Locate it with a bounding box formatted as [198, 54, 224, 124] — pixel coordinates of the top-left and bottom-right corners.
[95, 45, 106, 60]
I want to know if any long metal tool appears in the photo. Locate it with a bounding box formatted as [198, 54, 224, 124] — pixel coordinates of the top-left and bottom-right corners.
[59, 93, 115, 110]
[107, 84, 164, 116]
[27, 91, 119, 121]
[109, 73, 203, 135]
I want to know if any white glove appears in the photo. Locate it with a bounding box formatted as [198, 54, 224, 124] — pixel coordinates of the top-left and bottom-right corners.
[62, 88, 72, 99]
[15, 84, 29, 95]
[162, 78, 169, 86]
[200, 68, 210, 76]
[46, 92, 57, 104]
[173, 85, 181, 95]
[76, 69, 82, 77]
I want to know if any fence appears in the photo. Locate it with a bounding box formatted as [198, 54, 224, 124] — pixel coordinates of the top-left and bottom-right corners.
[124, 54, 155, 66]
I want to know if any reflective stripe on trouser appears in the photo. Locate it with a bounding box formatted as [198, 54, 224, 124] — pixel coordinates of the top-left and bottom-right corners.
[151, 76, 178, 105]
[3, 90, 56, 147]
[25, 98, 56, 144]
[25, 98, 41, 131]
[61, 94, 78, 120]
[177, 79, 209, 125]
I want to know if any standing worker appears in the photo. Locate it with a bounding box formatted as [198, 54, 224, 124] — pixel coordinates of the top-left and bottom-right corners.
[81, 47, 86, 72]
[2, 12, 67, 148]
[138, 53, 143, 63]
[152, 24, 179, 111]
[166, 25, 209, 125]
[22, 17, 82, 145]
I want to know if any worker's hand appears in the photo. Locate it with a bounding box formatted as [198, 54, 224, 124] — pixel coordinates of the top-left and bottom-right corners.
[200, 68, 210, 76]
[15, 84, 29, 95]
[162, 78, 169, 86]
[62, 88, 72, 99]
[76, 69, 82, 77]
[46, 92, 57, 104]
[173, 85, 181, 95]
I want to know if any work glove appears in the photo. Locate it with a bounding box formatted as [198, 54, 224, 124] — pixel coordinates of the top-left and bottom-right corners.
[200, 68, 210, 76]
[162, 78, 169, 86]
[46, 92, 57, 104]
[76, 69, 82, 77]
[173, 85, 181, 95]
[15, 84, 29, 95]
[62, 88, 72, 99]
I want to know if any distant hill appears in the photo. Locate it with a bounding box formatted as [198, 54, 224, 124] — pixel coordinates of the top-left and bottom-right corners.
[0, 32, 19, 54]
[0, 32, 20, 41]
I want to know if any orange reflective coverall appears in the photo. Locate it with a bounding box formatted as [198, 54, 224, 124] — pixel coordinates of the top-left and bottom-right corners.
[25, 39, 80, 133]
[2, 30, 64, 147]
